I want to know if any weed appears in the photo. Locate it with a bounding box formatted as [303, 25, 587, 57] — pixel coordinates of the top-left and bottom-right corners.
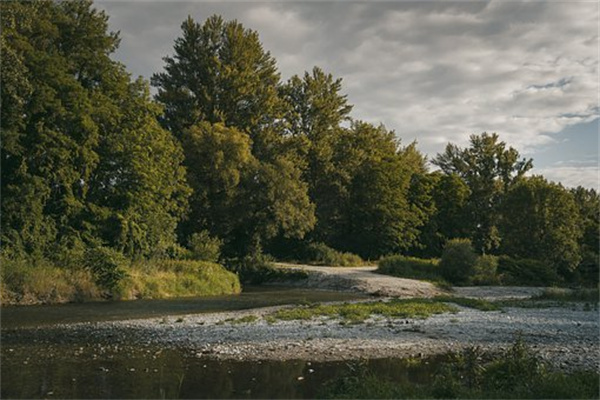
[268, 299, 457, 323]
[434, 296, 500, 311]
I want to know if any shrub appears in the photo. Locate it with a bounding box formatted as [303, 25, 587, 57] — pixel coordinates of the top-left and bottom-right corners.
[497, 256, 561, 286]
[377, 255, 442, 282]
[188, 230, 222, 262]
[471, 254, 500, 285]
[225, 253, 308, 284]
[439, 239, 478, 284]
[84, 246, 128, 293]
[301, 242, 364, 267]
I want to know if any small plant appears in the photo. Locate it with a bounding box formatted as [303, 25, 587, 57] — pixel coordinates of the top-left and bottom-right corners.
[472, 254, 500, 285]
[377, 255, 445, 283]
[439, 239, 478, 285]
[188, 230, 222, 262]
[84, 246, 128, 294]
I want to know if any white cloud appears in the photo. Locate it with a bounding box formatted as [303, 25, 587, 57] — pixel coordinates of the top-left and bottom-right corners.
[534, 165, 599, 191]
[96, 0, 598, 188]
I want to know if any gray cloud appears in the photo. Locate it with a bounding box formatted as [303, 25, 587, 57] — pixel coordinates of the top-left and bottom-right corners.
[96, 0, 598, 189]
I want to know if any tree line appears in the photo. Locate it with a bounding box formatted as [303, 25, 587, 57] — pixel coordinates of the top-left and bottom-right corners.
[2, 1, 598, 286]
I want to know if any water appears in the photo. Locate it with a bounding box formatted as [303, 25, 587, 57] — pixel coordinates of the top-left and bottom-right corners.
[1, 286, 367, 328]
[0, 286, 438, 399]
[1, 344, 440, 399]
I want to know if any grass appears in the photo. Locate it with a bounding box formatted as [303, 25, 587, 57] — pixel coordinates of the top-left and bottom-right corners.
[1, 256, 241, 304]
[377, 255, 450, 286]
[268, 299, 457, 323]
[1, 256, 100, 305]
[220, 315, 259, 325]
[319, 340, 600, 399]
[117, 259, 241, 299]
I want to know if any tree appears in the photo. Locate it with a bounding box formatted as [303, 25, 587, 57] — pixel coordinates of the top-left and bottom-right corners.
[151, 15, 284, 159]
[1, 0, 189, 259]
[433, 133, 533, 253]
[499, 176, 582, 277]
[279, 67, 353, 243]
[570, 186, 599, 283]
[324, 122, 427, 258]
[152, 15, 315, 255]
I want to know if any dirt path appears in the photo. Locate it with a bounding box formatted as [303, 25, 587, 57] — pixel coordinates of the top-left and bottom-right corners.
[275, 263, 443, 297]
[274, 263, 545, 300]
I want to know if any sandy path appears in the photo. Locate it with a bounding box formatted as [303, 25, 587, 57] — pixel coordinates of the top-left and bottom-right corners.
[274, 263, 443, 297]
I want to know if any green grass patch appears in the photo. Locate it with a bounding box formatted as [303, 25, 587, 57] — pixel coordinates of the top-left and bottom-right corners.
[1, 256, 101, 305]
[269, 299, 457, 323]
[377, 256, 449, 286]
[434, 296, 500, 311]
[117, 259, 241, 299]
[224, 315, 259, 325]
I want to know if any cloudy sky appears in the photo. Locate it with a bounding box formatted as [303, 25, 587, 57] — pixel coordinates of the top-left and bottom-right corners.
[96, 0, 599, 190]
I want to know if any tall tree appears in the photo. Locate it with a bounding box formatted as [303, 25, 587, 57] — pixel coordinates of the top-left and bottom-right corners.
[570, 186, 600, 283]
[152, 16, 315, 254]
[1, 0, 189, 259]
[499, 176, 582, 277]
[433, 133, 532, 253]
[151, 15, 284, 159]
[325, 122, 426, 258]
[279, 67, 353, 243]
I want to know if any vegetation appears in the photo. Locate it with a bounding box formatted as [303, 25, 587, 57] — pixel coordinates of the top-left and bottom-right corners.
[269, 299, 457, 323]
[377, 256, 443, 282]
[439, 239, 478, 285]
[1, 1, 598, 302]
[319, 340, 600, 399]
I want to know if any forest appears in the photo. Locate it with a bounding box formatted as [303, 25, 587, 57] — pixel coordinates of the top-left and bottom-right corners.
[1, 0, 598, 304]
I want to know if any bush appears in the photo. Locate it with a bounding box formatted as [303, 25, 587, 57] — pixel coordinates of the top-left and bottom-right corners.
[498, 256, 561, 286]
[224, 253, 308, 284]
[188, 230, 222, 262]
[84, 246, 128, 293]
[377, 255, 442, 282]
[301, 242, 364, 267]
[439, 239, 478, 285]
[472, 255, 500, 285]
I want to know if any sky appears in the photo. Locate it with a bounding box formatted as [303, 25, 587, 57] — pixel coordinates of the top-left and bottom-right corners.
[96, 0, 599, 190]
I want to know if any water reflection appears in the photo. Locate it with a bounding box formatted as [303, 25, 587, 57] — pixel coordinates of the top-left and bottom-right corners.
[1, 344, 439, 399]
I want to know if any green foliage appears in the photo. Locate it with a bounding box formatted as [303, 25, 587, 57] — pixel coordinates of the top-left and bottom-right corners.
[84, 246, 128, 293]
[440, 239, 478, 284]
[299, 242, 364, 267]
[497, 256, 561, 286]
[1, 255, 100, 305]
[433, 133, 533, 254]
[225, 253, 308, 284]
[269, 299, 457, 323]
[472, 255, 500, 285]
[1, 0, 189, 260]
[499, 176, 583, 278]
[117, 259, 241, 299]
[188, 230, 222, 262]
[377, 255, 443, 282]
[320, 341, 600, 399]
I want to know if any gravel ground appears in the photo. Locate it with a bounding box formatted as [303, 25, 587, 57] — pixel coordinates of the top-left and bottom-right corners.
[31, 299, 596, 373]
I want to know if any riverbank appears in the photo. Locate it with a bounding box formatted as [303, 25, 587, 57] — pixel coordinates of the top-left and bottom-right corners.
[4, 297, 597, 373]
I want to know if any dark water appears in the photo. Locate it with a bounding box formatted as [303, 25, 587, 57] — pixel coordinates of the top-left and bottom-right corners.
[0, 286, 367, 328]
[0, 286, 435, 399]
[1, 344, 440, 399]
